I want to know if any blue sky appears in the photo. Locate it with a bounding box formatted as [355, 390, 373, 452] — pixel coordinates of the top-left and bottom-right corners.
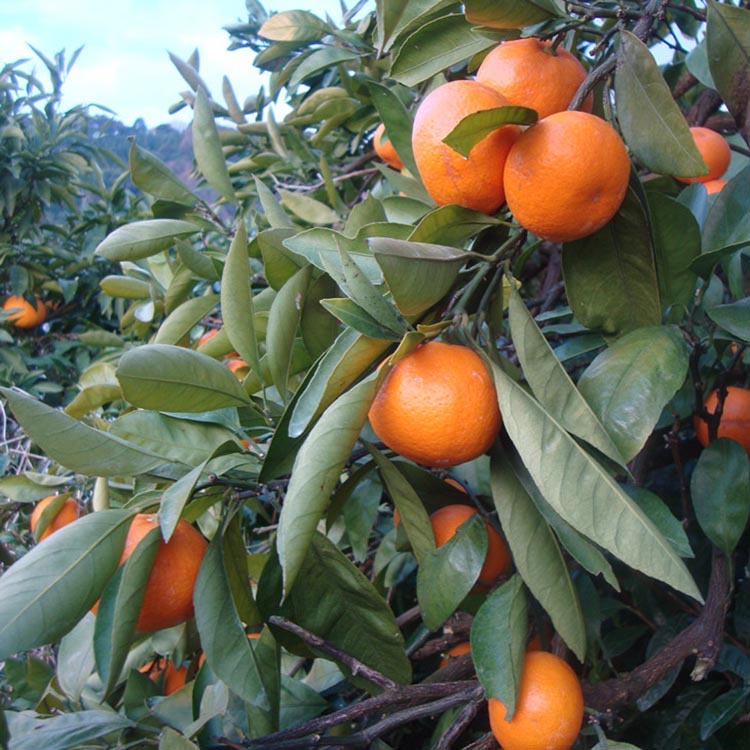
[0, 0, 355, 127]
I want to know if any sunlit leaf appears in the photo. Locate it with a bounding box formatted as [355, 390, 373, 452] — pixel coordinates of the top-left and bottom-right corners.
[193, 87, 236, 202]
[129, 140, 198, 206]
[95, 220, 199, 262]
[258, 10, 329, 43]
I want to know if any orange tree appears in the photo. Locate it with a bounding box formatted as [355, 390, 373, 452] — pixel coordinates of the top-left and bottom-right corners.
[2, 1, 750, 748]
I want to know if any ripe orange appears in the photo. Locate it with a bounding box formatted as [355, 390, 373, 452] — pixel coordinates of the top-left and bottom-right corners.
[430, 504, 511, 586]
[694, 386, 750, 453]
[2, 295, 46, 329]
[373, 123, 404, 171]
[488, 651, 584, 750]
[197, 328, 219, 347]
[226, 357, 249, 377]
[30, 495, 80, 541]
[440, 641, 472, 668]
[704, 178, 727, 195]
[111, 514, 208, 633]
[368, 341, 502, 468]
[476, 37, 592, 119]
[139, 658, 188, 695]
[411, 80, 520, 214]
[676, 127, 731, 184]
[504, 110, 631, 242]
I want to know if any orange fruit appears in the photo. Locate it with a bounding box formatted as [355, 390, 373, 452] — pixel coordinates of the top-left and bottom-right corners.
[430, 504, 511, 586]
[411, 79, 520, 214]
[368, 341, 502, 468]
[3, 295, 46, 329]
[109, 514, 208, 633]
[373, 123, 404, 170]
[488, 651, 584, 750]
[676, 127, 731, 184]
[440, 641, 472, 668]
[226, 357, 248, 377]
[197, 328, 219, 346]
[30, 495, 80, 541]
[694, 386, 750, 453]
[704, 178, 727, 195]
[504, 110, 631, 243]
[139, 658, 188, 695]
[476, 37, 592, 119]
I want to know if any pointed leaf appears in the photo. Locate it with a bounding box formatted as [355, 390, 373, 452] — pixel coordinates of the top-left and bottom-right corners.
[706, 298, 750, 342]
[489, 361, 702, 601]
[129, 140, 198, 206]
[277, 373, 382, 593]
[577, 326, 689, 462]
[159, 460, 211, 542]
[6, 711, 133, 750]
[254, 177, 294, 228]
[508, 286, 626, 467]
[464, 0, 560, 28]
[321, 298, 403, 340]
[701, 164, 750, 256]
[368, 81, 419, 177]
[193, 87, 236, 202]
[470, 575, 527, 718]
[625, 486, 693, 559]
[376, 0, 457, 53]
[95, 220, 199, 262]
[491, 451, 586, 661]
[442, 106, 537, 158]
[409, 205, 504, 246]
[57, 616, 96, 703]
[258, 10, 329, 42]
[417, 513, 487, 630]
[615, 31, 707, 177]
[0, 510, 132, 660]
[278, 189, 339, 225]
[700, 686, 750, 741]
[117, 344, 252, 412]
[154, 293, 220, 345]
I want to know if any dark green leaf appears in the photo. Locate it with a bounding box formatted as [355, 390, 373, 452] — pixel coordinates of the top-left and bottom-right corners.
[95, 220, 199, 262]
[376, 0, 458, 53]
[464, 0, 559, 28]
[700, 164, 750, 260]
[442, 106, 537, 158]
[707, 298, 750, 342]
[408, 205, 504, 246]
[57, 616, 96, 703]
[691, 438, 750, 555]
[193, 87, 236, 202]
[320, 298, 403, 340]
[700, 687, 750, 740]
[625, 486, 693, 559]
[368, 81, 419, 177]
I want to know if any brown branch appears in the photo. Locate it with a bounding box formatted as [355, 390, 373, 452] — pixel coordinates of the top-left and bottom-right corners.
[685, 89, 724, 127]
[459, 733, 497, 750]
[583, 548, 732, 711]
[434, 695, 485, 750]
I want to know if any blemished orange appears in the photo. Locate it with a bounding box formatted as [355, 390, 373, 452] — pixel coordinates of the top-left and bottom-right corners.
[411, 79, 520, 214]
[476, 37, 592, 119]
[373, 123, 404, 171]
[430, 504, 511, 585]
[488, 651, 584, 750]
[30, 495, 80, 541]
[114, 514, 208, 633]
[676, 127, 731, 184]
[504, 110, 631, 243]
[2, 295, 47, 329]
[440, 641, 472, 668]
[704, 178, 727, 195]
[368, 341, 502, 468]
[694, 386, 750, 453]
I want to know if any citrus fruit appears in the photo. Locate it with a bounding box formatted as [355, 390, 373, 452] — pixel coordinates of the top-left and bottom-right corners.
[676, 127, 731, 184]
[476, 37, 592, 119]
[504, 110, 631, 242]
[704, 178, 727, 195]
[30, 495, 80, 541]
[226, 357, 248, 377]
[488, 651, 584, 750]
[113, 514, 208, 633]
[368, 341, 502, 468]
[373, 123, 404, 170]
[411, 79, 520, 214]
[139, 658, 188, 695]
[694, 386, 750, 453]
[430, 504, 511, 586]
[2, 295, 46, 329]
[440, 641, 472, 668]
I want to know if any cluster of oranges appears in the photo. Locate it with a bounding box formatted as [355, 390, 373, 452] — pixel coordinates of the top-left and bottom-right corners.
[374, 36, 732, 243]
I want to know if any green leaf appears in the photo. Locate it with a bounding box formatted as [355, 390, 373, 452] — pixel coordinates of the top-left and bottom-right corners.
[160, 728, 200, 750]
[491, 451, 586, 661]
[464, 0, 560, 28]
[624, 486, 693, 559]
[700, 686, 750, 741]
[57, 616, 96, 703]
[707, 0, 750, 145]
[6, 711, 134, 750]
[266, 265, 312, 399]
[94, 528, 160, 695]
[193, 87, 236, 202]
[470, 575, 527, 718]
[489, 362, 702, 602]
[691, 438, 750, 555]
[370, 238, 469, 316]
[577, 326, 689, 462]
[0, 388, 166, 477]
[409, 205, 504, 246]
[99, 275, 151, 299]
[0, 510, 132, 660]
[289, 47, 358, 89]
[159, 460, 211, 542]
[615, 31, 707, 177]
[258, 10, 329, 42]
[707, 298, 750, 342]
[390, 14, 495, 87]
[129, 140, 198, 206]
[508, 286, 626, 467]
[254, 177, 294, 229]
[278, 189, 339, 225]
[194, 535, 278, 738]
[701, 164, 750, 258]
[417, 513, 487, 630]
[154, 293, 220, 345]
[117, 344, 252, 412]
[376, 0, 458, 53]
[321, 298, 403, 340]
[258, 533, 411, 689]
[647, 193, 700, 320]
[301, 274, 339, 359]
[368, 81, 419, 178]
[442, 106, 537, 158]
[277, 373, 382, 593]
[563, 187, 661, 336]
[342, 476, 383, 563]
[95, 219, 199, 262]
